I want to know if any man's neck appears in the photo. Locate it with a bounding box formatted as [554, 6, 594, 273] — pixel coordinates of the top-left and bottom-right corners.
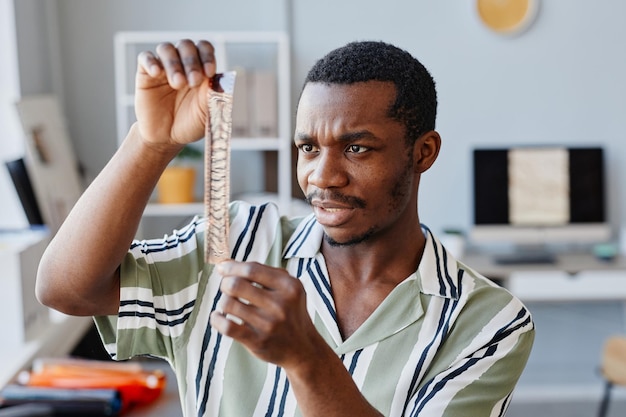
[321, 225, 426, 287]
[320, 226, 426, 339]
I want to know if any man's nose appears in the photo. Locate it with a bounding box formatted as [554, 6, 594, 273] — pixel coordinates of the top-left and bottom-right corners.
[307, 151, 348, 189]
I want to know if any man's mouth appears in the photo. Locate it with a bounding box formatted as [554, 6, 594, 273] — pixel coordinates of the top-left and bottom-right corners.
[305, 191, 366, 209]
[311, 203, 354, 227]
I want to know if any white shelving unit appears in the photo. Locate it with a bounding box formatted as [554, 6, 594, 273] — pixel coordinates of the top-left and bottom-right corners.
[114, 31, 292, 223]
[0, 230, 93, 388]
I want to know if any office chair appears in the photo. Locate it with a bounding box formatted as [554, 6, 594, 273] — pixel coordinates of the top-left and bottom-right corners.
[597, 336, 626, 417]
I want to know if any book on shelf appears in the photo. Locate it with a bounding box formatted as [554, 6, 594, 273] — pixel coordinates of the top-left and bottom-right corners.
[4, 158, 44, 227]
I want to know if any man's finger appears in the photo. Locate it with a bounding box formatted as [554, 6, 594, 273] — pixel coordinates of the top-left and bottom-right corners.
[155, 42, 186, 89]
[137, 51, 162, 77]
[197, 40, 216, 78]
[176, 39, 204, 87]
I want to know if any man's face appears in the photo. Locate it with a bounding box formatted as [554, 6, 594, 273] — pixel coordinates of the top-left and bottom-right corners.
[295, 81, 417, 247]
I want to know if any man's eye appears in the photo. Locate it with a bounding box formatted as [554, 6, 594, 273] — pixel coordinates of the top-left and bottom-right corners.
[347, 145, 367, 154]
[299, 144, 317, 153]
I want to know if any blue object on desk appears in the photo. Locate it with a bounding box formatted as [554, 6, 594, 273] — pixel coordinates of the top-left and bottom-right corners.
[593, 243, 618, 261]
[0, 404, 53, 416]
[0, 385, 121, 416]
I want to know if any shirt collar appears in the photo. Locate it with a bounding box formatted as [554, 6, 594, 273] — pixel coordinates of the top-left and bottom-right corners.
[417, 226, 462, 300]
[282, 213, 325, 259]
[282, 215, 461, 301]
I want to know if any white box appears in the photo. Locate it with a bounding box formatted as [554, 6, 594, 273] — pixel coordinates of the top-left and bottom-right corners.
[0, 230, 50, 348]
[231, 67, 250, 137]
[250, 71, 278, 137]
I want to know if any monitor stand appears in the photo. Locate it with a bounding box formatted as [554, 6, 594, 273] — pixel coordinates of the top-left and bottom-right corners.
[493, 245, 557, 265]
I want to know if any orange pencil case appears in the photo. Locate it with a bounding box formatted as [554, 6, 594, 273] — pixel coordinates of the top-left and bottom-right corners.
[18, 358, 166, 411]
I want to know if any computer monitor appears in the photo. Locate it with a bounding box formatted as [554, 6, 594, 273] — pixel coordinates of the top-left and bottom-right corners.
[470, 146, 611, 261]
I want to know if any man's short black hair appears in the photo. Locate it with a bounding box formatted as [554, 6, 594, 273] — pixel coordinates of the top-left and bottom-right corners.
[303, 41, 437, 144]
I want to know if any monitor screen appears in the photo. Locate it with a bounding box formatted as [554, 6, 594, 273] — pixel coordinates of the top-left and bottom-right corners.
[470, 146, 610, 247]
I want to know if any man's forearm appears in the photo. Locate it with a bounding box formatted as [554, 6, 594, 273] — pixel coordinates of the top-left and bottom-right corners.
[36, 124, 181, 316]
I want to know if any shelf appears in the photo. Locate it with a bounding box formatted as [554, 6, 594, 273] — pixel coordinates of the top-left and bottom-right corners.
[114, 31, 293, 222]
[142, 194, 311, 219]
[143, 202, 204, 217]
[231, 137, 284, 150]
[0, 313, 92, 388]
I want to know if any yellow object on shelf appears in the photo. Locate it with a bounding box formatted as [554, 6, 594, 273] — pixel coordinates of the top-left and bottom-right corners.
[157, 166, 196, 204]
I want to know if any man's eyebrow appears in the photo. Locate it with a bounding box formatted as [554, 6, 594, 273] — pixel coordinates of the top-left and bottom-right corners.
[294, 130, 378, 142]
[294, 132, 313, 142]
[337, 130, 377, 142]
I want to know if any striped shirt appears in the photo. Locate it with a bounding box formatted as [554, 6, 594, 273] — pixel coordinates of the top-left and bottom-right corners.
[94, 201, 534, 417]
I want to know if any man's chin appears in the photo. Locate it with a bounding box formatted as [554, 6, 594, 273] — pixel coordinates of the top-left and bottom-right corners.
[323, 229, 374, 247]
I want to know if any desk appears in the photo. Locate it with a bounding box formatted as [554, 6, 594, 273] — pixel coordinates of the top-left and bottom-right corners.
[462, 252, 626, 279]
[461, 252, 626, 302]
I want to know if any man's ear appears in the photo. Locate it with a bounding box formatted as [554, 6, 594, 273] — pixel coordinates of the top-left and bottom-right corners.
[413, 130, 441, 173]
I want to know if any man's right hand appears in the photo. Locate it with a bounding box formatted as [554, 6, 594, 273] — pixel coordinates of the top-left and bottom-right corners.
[135, 39, 216, 149]
[36, 39, 218, 317]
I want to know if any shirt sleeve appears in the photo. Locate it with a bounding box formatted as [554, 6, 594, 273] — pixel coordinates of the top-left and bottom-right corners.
[93, 216, 206, 362]
[404, 296, 535, 417]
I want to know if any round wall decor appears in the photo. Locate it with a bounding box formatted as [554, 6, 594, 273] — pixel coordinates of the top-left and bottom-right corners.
[476, 0, 539, 35]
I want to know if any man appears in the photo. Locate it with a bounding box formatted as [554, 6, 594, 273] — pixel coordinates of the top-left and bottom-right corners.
[37, 39, 534, 416]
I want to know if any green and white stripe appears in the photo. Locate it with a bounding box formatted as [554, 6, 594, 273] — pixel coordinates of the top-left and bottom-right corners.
[95, 200, 534, 417]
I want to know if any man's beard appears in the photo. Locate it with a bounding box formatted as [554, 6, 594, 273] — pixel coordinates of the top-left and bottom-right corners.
[318, 154, 414, 247]
[324, 227, 376, 247]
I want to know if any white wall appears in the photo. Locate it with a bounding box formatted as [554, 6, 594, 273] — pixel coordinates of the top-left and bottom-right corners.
[13, 0, 626, 239]
[291, 0, 626, 239]
[52, 0, 288, 184]
[0, 0, 28, 228]
[13, 0, 56, 96]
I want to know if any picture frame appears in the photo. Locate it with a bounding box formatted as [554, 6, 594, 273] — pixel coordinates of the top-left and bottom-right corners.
[15, 95, 83, 234]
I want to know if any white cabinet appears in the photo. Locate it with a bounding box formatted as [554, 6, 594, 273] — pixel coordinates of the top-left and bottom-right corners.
[507, 269, 626, 302]
[0, 230, 50, 347]
[113, 31, 294, 225]
[0, 230, 92, 388]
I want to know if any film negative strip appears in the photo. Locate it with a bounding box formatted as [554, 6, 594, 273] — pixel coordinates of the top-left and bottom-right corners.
[204, 71, 236, 263]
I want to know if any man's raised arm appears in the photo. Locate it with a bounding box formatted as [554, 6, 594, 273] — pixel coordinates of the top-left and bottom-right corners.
[36, 40, 216, 316]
